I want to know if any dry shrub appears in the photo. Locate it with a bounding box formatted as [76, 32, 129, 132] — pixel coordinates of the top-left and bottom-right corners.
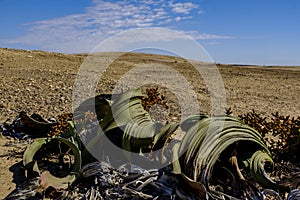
[239, 110, 300, 162]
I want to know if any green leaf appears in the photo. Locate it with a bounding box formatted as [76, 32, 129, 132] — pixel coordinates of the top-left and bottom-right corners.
[103, 88, 152, 132]
[23, 137, 81, 190]
[171, 142, 181, 174]
[178, 115, 276, 188]
[23, 138, 49, 168]
[152, 122, 179, 151]
[243, 150, 276, 188]
[74, 94, 113, 126]
[122, 122, 160, 153]
[87, 89, 161, 153]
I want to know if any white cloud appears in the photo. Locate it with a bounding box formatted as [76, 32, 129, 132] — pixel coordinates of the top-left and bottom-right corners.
[175, 16, 181, 22]
[184, 32, 234, 40]
[169, 2, 199, 14]
[1, 0, 232, 53]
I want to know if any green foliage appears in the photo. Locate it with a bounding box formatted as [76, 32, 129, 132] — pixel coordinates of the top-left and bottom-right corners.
[177, 115, 276, 190]
[23, 137, 81, 190]
[18, 89, 282, 199]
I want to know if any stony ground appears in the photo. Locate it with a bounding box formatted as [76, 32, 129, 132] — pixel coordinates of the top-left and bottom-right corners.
[0, 47, 299, 198]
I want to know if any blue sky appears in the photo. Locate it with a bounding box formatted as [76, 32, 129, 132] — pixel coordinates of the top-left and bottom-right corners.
[0, 0, 299, 66]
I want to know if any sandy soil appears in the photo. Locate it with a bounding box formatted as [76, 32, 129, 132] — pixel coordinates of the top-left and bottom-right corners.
[0, 47, 299, 198]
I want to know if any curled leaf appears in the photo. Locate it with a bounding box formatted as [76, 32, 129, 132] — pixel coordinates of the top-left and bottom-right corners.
[23, 137, 81, 190]
[177, 115, 276, 189]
